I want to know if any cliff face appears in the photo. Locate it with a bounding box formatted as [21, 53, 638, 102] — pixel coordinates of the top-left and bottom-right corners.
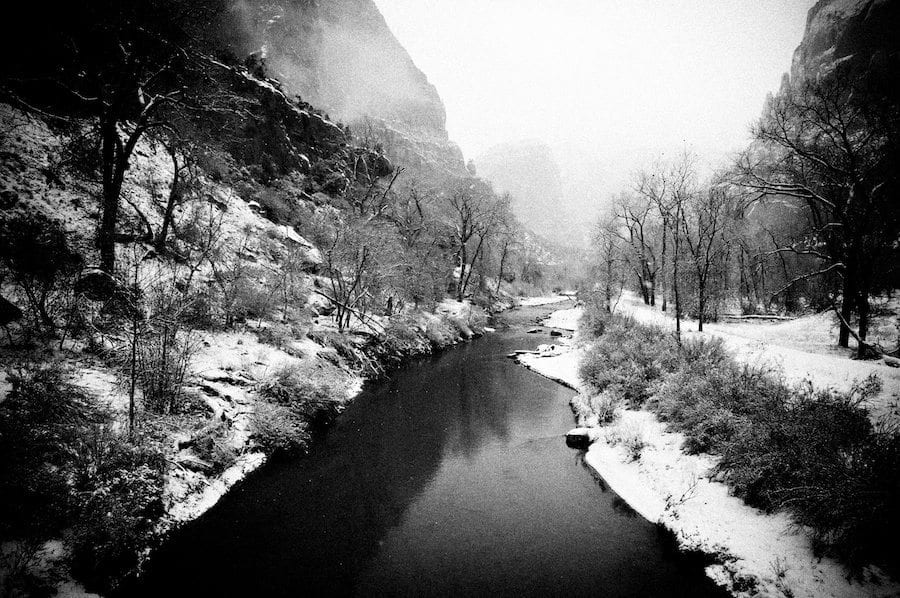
[221, 0, 466, 178]
[791, 0, 900, 82]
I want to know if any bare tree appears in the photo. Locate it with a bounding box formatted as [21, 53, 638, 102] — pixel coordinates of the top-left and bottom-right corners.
[680, 180, 734, 331]
[613, 193, 661, 306]
[444, 179, 501, 301]
[736, 70, 900, 356]
[592, 212, 628, 312]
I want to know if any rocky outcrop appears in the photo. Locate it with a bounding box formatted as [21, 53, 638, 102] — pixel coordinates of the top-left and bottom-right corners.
[791, 0, 900, 83]
[215, 0, 467, 179]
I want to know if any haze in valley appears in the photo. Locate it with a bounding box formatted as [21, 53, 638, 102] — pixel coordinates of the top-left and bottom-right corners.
[374, 0, 817, 242]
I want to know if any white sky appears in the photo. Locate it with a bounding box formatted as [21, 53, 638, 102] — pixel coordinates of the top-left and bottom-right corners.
[373, 0, 815, 178]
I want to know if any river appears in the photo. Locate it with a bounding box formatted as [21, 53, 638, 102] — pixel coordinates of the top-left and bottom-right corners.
[130, 305, 728, 597]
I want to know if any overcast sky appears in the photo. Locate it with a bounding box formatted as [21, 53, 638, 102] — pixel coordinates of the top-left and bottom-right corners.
[373, 0, 815, 175]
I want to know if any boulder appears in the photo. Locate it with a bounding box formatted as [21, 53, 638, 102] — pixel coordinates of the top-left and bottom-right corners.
[565, 428, 595, 450]
[0, 296, 23, 326]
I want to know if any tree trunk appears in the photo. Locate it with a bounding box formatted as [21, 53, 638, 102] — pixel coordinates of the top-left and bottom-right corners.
[495, 242, 509, 297]
[156, 149, 181, 252]
[673, 205, 682, 343]
[99, 118, 121, 273]
[838, 274, 855, 348]
[660, 221, 668, 312]
[697, 280, 705, 332]
[856, 287, 870, 359]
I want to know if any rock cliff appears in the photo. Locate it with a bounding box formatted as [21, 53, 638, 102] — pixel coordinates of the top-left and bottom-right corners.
[791, 0, 899, 83]
[220, 0, 466, 179]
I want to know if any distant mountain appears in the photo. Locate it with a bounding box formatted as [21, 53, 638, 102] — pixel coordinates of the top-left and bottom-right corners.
[475, 140, 594, 245]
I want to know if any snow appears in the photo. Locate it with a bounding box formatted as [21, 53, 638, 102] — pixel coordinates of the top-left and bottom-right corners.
[540, 307, 581, 331]
[515, 303, 900, 598]
[614, 292, 900, 424]
[517, 295, 572, 307]
[164, 452, 266, 524]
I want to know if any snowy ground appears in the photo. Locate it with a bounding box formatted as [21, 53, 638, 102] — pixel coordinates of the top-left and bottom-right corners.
[517, 295, 573, 307]
[515, 303, 900, 598]
[614, 292, 900, 424]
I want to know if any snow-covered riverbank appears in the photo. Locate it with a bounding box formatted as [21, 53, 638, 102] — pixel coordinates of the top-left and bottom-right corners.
[516, 305, 899, 598]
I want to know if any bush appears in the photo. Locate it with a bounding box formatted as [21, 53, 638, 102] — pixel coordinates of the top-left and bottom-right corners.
[0, 212, 82, 336]
[0, 364, 102, 538]
[578, 302, 611, 338]
[250, 401, 309, 456]
[369, 317, 432, 368]
[589, 391, 621, 425]
[258, 363, 343, 429]
[423, 316, 456, 349]
[0, 364, 165, 592]
[69, 440, 165, 593]
[607, 421, 646, 461]
[578, 316, 679, 405]
[189, 424, 238, 474]
[136, 326, 197, 414]
[715, 379, 898, 570]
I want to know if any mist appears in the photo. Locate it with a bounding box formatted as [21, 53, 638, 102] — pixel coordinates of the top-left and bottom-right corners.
[373, 0, 817, 217]
[228, 0, 448, 134]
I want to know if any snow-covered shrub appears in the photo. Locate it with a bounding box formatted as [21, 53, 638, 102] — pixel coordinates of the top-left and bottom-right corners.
[650, 341, 777, 455]
[0, 363, 165, 593]
[589, 390, 621, 425]
[250, 401, 310, 457]
[257, 362, 343, 429]
[423, 316, 456, 349]
[69, 439, 165, 592]
[369, 316, 432, 368]
[189, 423, 238, 474]
[578, 300, 611, 338]
[608, 421, 646, 462]
[715, 377, 898, 571]
[0, 363, 101, 538]
[578, 316, 679, 405]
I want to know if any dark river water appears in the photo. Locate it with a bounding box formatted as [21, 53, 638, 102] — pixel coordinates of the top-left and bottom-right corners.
[130, 305, 728, 597]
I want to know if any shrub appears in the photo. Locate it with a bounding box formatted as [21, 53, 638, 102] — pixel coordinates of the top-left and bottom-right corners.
[369, 317, 431, 368]
[250, 401, 309, 456]
[0, 364, 165, 592]
[189, 424, 239, 474]
[0, 364, 102, 538]
[608, 421, 646, 461]
[715, 380, 897, 570]
[136, 325, 197, 414]
[578, 302, 611, 338]
[578, 317, 679, 405]
[589, 391, 621, 425]
[423, 316, 456, 349]
[0, 212, 82, 336]
[69, 440, 165, 593]
[258, 363, 342, 429]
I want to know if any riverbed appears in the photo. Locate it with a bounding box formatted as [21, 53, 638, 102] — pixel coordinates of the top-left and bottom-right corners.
[128, 305, 727, 597]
